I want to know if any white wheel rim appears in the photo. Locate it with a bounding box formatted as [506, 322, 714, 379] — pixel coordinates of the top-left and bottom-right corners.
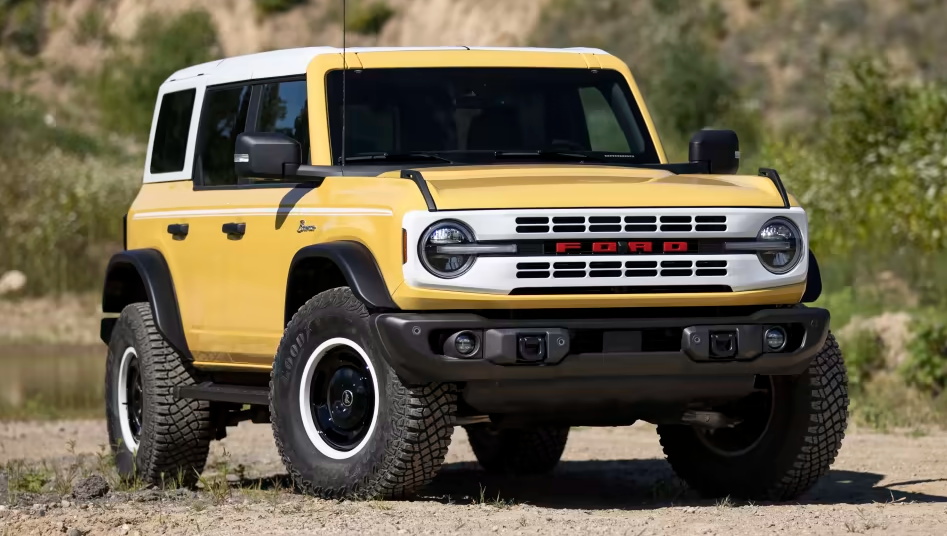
[116, 346, 140, 453]
[299, 337, 380, 460]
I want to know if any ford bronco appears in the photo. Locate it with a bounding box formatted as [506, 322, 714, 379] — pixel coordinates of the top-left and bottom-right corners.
[101, 46, 848, 500]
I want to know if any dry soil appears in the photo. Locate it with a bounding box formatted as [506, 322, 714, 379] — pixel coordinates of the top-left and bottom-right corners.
[1, 421, 945, 535]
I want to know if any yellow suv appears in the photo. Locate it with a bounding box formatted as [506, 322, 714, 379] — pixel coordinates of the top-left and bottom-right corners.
[101, 46, 847, 500]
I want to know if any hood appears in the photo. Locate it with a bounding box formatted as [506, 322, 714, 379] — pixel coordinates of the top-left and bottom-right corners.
[413, 165, 790, 209]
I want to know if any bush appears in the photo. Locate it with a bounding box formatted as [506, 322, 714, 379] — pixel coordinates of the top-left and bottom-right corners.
[0, 90, 138, 295]
[346, 1, 395, 36]
[842, 329, 885, 391]
[94, 10, 219, 140]
[254, 0, 307, 16]
[901, 316, 947, 395]
[1, 0, 45, 56]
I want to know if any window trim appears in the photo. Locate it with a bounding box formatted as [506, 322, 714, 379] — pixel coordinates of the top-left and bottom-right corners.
[149, 88, 197, 175]
[192, 75, 309, 191]
[143, 82, 205, 184]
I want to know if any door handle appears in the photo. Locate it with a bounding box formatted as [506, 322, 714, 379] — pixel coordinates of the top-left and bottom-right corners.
[222, 222, 246, 237]
[167, 223, 189, 239]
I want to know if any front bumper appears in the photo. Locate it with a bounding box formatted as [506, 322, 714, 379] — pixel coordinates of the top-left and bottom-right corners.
[373, 307, 830, 384]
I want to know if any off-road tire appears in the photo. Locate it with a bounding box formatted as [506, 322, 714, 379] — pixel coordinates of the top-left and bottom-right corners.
[270, 287, 457, 499]
[105, 303, 213, 487]
[657, 333, 848, 501]
[466, 424, 569, 475]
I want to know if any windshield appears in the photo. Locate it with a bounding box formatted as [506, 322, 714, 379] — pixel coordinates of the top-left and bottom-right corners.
[326, 68, 659, 164]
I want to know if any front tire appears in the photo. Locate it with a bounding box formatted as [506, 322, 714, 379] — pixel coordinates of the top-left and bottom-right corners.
[270, 287, 457, 499]
[105, 303, 213, 487]
[466, 424, 569, 475]
[657, 334, 848, 500]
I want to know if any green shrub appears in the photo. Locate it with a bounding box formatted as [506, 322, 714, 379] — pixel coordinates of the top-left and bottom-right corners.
[0, 90, 138, 295]
[346, 1, 395, 36]
[901, 316, 947, 395]
[75, 5, 109, 45]
[254, 0, 307, 16]
[1, 0, 45, 56]
[842, 329, 885, 391]
[94, 9, 219, 140]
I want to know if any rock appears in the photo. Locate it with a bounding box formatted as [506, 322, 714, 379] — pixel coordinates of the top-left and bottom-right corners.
[0, 271, 26, 295]
[60, 499, 71, 508]
[120, 524, 130, 534]
[31, 503, 46, 516]
[72, 475, 109, 500]
[67, 528, 83, 536]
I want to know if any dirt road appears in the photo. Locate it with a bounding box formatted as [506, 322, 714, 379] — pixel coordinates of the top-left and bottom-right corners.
[1, 421, 945, 535]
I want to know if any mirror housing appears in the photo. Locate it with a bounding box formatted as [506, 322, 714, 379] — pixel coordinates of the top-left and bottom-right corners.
[688, 129, 740, 175]
[234, 132, 301, 179]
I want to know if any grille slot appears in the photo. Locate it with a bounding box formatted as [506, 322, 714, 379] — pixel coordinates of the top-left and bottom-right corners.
[590, 261, 622, 269]
[516, 225, 549, 233]
[661, 260, 693, 268]
[696, 260, 727, 268]
[696, 224, 727, 232]
[625, 270, 659, 277]
[552, 225, 586, 233]
[517, 262, 550, 270]
[660, 224, 692, 232]
[516, 271, 550, 279]
[589, 216, 621, 223]
[626, 261, 658, 268]
[660, 215, 692, 223]
[590, 270, 623, 278]
[589, 224, 622, 232]
[695, 215, 726, 222]
[625, 224, 658, 232]
[552, 216, 585, 224]
[553, 270, 586, 278]
[661, 269, 693, 277]
[625, 216, 657, 223]
[516, 217, 549, 224]
[696, 269, 727, 276]
[553, 262, 586, 269]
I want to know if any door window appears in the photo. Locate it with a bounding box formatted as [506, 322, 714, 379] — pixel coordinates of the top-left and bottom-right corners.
[257, 80, 310, 163]
[195, 85, 252, 186]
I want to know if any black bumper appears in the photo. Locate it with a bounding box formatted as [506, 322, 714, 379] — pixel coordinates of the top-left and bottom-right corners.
[372, 307, 830, 384]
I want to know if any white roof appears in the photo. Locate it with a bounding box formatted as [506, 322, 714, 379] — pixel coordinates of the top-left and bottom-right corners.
[163, 46, 611, 88]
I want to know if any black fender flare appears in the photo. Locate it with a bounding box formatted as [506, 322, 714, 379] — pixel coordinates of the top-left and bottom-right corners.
[101, 249, 191, 360]
[288, 241, 399, 312]
[801, 249, 822, 303]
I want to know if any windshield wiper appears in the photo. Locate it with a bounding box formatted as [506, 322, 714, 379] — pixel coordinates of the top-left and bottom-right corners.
[492, 150, 609, 163]
[342, 152, 453, 164]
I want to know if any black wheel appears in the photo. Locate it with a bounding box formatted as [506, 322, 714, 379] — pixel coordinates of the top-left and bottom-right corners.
[466, 424, 569, 475]
[105, 303, 213, 487]
[657, 333, 849, 500]
[270, 287, 457, 499]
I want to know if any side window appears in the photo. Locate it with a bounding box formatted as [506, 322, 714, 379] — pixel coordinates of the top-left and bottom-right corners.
[195, 85, 252, 186]
[579, 86, 632, 153]
[257, 80, 310, 163]
[150, 89, 196, 173]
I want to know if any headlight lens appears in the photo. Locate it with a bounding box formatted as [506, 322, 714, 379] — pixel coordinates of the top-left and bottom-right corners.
[757, 217, 802, 273]
[419, 220, 476, 278]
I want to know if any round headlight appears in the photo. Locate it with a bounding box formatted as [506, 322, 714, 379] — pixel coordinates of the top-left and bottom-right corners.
[756, 217, 802, 274]
[419, 220, 476, 278]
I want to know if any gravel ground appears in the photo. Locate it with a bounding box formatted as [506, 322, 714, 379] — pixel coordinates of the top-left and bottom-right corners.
[1, 420, 946, 535]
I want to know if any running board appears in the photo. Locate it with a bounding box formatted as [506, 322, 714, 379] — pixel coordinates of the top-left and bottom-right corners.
[175, 382, 269, 406]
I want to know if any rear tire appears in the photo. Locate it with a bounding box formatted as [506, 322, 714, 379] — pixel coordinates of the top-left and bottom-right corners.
[657, 333, 848, 500]
[466, 424, 569, 475]
[270, 287, 457, 499]
[105, 303, 213, 487]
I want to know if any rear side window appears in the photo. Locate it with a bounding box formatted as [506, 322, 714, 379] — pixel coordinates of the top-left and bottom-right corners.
[257, 80, 310, 163]
[195, 85, 252, 186]
[150, 89, 196, 174]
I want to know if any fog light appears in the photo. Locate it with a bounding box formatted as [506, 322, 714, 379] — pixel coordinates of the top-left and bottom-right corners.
[765, 327, 787, 351]
[455, 332, 477, 355]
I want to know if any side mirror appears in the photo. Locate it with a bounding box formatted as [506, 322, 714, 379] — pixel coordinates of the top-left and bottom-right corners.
[688, 129, 739, 175]
[234, 132, 301, 179]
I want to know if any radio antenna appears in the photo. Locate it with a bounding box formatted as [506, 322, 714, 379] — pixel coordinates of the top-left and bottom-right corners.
[340, 0, 347, 172]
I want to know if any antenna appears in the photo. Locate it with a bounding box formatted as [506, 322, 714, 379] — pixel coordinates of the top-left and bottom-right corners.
[340, 0, 347, 172]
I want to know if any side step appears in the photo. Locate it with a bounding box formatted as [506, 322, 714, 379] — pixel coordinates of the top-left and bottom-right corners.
[175, 382, 269, 406]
